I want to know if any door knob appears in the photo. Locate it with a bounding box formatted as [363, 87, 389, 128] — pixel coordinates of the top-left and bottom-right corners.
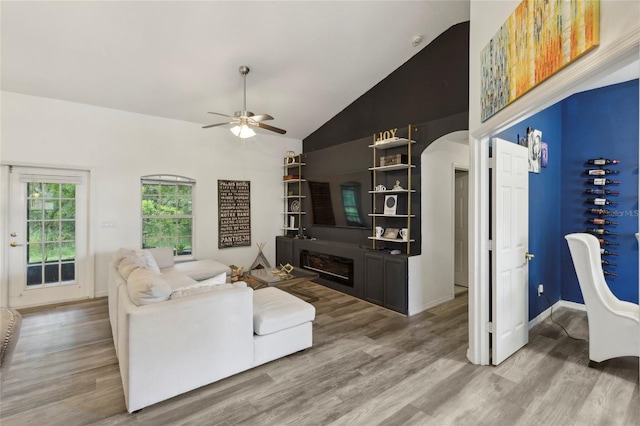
[9, 242, 23, 247]
[525, 252, 535, 260]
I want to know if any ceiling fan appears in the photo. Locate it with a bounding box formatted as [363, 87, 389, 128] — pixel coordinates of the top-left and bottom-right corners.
[203, 65, 286, 138]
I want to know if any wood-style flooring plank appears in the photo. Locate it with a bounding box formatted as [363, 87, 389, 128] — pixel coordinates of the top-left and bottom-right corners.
[1, 283, 638, 426]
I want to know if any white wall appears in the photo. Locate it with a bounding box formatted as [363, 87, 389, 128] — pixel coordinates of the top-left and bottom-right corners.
[0, 91, 302, 302]
[408, 131, 469, 315]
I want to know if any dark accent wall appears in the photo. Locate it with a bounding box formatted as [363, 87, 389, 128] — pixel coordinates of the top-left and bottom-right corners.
[297, 23, 470, 251]
[303, 22, 470, 151]
[300, 113, 468, 250]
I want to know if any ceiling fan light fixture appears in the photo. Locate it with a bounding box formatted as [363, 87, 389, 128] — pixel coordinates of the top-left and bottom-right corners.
[230, 124, 256, 139]
[203, 65, 286, 137]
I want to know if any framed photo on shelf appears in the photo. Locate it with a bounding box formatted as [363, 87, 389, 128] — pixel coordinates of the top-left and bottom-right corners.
[384, 195, 398, 215]
[383, 228, 399, 239]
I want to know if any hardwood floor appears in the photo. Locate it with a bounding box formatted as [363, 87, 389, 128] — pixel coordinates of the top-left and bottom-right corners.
[1, 281, 638, 426]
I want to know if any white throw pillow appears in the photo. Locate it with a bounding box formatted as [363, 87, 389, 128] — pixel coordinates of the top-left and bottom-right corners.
[203, 272, 227, 286]
[118, 255, 145, 279]
[114, 248, 137, 264]
[134, 249, 161, 274]
[127, 267, 172, 306]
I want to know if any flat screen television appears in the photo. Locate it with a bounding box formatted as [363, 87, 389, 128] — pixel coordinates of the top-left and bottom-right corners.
[306, 171, 372, 229]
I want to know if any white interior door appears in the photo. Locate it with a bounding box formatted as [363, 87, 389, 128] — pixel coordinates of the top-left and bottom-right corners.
[8, 167, 92, 308]
[491, 138, 529, 365]
[454, 170, 469, 287]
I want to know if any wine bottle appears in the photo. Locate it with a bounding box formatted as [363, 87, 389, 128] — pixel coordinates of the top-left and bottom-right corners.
[601, 259, 618, 266]
[585, 169, 620, 176]
[598, 239, 619, 246]
[587, 158, 620, 165]
[587, 208, 617, 216]
[588, 178, 621, 185]
[603, 270, 618, 277]
[587, 218, 618, 225]
[585, 188, 620, 195]
[600, 248, 618, 256]
[586, 198, 618, 206]
[586, 228, 618, 236]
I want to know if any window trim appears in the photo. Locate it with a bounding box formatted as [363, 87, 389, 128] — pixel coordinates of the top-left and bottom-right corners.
[141, 174, 195, 260]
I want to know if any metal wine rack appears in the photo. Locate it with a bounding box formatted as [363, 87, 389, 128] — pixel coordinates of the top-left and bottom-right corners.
[584, 158, 621, 277]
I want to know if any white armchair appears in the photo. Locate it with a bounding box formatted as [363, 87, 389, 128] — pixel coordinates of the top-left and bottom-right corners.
[565, 233, 639, 363]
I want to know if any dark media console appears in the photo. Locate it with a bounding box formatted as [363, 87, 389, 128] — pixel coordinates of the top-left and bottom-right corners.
[276, 236, 408, 314]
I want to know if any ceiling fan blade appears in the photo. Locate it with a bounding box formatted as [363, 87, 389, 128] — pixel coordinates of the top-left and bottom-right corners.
[207, 112, 233, 118]
[202, 121, 233, 129]
[250, 114, 274, 122]
[256, 122, 287, 135]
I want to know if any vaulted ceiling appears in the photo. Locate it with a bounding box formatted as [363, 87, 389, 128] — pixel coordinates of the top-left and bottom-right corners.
[1, 1, 470, 140]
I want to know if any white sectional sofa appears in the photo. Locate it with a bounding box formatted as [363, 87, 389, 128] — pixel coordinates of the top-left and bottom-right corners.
[108, 248, 315, 412]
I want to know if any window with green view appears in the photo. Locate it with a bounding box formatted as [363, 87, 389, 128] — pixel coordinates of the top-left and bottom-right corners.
[26, 182, 77, 286]
[141, 175, 195, 256]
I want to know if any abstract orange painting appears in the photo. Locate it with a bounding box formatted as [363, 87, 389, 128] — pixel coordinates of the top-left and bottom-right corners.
[481, 0, 599, 122]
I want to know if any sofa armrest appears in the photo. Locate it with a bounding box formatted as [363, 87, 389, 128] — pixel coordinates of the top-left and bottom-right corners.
[107, 262, 127, 357]
[171, 259, 232, 281]
[117, 285, 254, 412]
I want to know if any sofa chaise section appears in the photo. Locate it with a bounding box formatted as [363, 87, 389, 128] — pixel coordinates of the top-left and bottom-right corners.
[253, 287, 315, 366]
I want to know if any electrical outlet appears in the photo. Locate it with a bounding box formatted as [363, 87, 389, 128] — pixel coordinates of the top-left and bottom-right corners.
[538, 284, 544, 296]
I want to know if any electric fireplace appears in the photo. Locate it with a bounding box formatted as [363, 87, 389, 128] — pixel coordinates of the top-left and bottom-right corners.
[300, 250, 354, 287]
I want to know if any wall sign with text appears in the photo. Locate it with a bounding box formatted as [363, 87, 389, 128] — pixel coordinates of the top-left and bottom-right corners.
[218, 180, 251, 248]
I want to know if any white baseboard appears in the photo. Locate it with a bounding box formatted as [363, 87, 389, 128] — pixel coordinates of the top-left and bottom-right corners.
[408, 294, 454, 316]
[528, 299, 586, 329]
[555, 300, 586, 311]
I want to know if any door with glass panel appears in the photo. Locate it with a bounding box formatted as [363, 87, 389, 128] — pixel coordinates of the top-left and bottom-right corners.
[8, 167, 91, 308]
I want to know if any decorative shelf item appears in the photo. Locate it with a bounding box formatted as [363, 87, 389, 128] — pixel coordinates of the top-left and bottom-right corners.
[383, 195, 398, 215]
[368, 164, 416, 172]
[282, 153, 306, 236]
[368, 236, 416, 243]
[369, 125, 416, 255]
[369, 214, 416, 218]
[368, 189, 416, 194]
[368, 138, 416, 149]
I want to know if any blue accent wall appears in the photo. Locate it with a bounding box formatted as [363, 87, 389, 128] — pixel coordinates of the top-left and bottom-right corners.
[561, 79, 639, 305]
[495, 104, 564, 319]
[495, 79, 639, 319]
